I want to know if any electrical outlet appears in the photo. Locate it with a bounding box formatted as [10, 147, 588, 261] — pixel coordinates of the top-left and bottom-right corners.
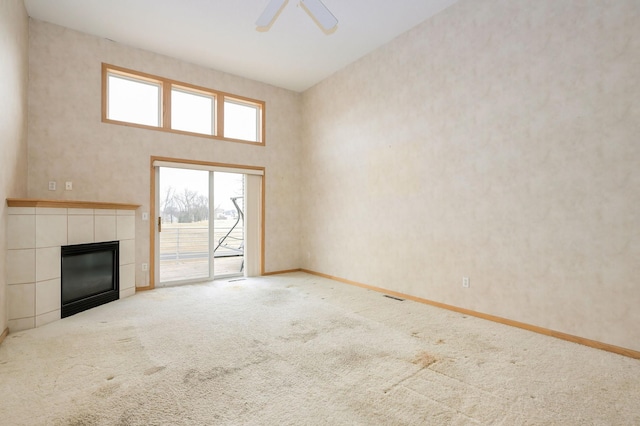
[65, 181, 73, 190]
[141, 263, 148, 271]
[462, 277, 470, 288]
[48, 181, 56, 191]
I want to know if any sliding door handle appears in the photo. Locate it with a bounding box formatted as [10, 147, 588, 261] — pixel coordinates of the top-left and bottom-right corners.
[158, 216, 162, 232]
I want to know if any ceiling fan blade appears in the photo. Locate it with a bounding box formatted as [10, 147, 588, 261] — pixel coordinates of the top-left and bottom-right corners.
[300, 0, 338, 31]
[256, 0, 289, 28]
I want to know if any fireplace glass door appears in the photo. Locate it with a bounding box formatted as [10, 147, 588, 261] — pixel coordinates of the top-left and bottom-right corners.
[61, 241, 119, 317]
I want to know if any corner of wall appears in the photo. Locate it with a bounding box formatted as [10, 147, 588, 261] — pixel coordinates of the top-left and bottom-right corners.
[0, 0, 30, 340]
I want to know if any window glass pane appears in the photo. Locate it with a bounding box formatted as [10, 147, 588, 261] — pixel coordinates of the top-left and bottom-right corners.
[224, 99, 260, 142]
[107, 74, 160, 127]
[159, 167, 210, 283]
[171, 88, 214, 135]
[213, 172, 245, 277]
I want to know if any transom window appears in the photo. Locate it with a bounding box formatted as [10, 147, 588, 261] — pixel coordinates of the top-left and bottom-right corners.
[102, 64, 265, 145]
[171, 86, 215, 135]
[107, 74, 161, 127]
[224, 98, 260, 142]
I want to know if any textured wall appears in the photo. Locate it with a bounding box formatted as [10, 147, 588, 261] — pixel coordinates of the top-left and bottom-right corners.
[301, 1, 640, 350]
[27, 21, 303, 283]
[0, 0, 29, 334]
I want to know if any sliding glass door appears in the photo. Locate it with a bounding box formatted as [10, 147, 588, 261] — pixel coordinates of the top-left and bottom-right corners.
[212, 172, 245, 276]
[157, 167, 245, 285]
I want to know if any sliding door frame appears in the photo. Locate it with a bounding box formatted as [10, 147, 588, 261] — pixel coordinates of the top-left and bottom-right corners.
[146, 156, 265, 290]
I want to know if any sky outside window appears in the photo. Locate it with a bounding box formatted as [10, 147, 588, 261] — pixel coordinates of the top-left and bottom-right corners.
[107, 74, 160, 126]
[171, 88, 214, 135]
[224, 99, 259, 142]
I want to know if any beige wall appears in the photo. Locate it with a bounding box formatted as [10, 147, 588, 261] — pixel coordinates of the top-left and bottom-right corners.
[301, 1, 640, 351]
[27, 20, 303, 284]
[0, 0, 29, 334]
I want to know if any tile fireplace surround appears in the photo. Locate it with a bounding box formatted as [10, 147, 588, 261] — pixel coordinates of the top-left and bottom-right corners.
[6, 199, 139, 332]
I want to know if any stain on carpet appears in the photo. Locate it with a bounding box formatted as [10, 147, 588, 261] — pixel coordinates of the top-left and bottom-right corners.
[183, 366, 242, 384]
[144, 366, 166, 376]
[281, 330, 319, 343]
[333, 349, 370, 367]
[59, 412, 100, 426]
[328, 317, 366, 331]
[413, 351, 438, 368]
[93, 382, 121, 398]
[263, 289, 292, 306]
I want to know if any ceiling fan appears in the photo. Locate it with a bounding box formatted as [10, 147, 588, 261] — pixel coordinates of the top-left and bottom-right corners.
[256, 0, 338, 33]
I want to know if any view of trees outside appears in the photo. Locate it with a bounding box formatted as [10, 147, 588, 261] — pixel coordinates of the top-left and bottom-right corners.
[159, 168, 244, 282]
[160, 186, 210, 224]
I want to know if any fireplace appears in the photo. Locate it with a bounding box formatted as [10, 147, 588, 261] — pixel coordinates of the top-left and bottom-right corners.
[61, 241, 120, 318]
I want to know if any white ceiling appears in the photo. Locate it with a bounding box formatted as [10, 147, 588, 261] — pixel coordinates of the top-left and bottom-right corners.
[23, 0, 458, 92]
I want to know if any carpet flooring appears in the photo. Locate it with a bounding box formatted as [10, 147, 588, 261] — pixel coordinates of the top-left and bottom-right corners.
[1, 272, 638, 425]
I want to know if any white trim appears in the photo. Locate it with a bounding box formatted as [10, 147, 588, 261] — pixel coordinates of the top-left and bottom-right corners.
[208, 172, 215, 279]
[152, 160, 263, 176]
[244, 174, 262, 277]
[154, 167, 160, 285]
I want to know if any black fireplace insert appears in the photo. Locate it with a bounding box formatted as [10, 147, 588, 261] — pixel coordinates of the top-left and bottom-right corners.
[61, 241, 119, 318]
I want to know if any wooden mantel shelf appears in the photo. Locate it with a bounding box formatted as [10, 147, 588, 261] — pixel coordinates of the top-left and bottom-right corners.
[7, 198, 140, 210]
